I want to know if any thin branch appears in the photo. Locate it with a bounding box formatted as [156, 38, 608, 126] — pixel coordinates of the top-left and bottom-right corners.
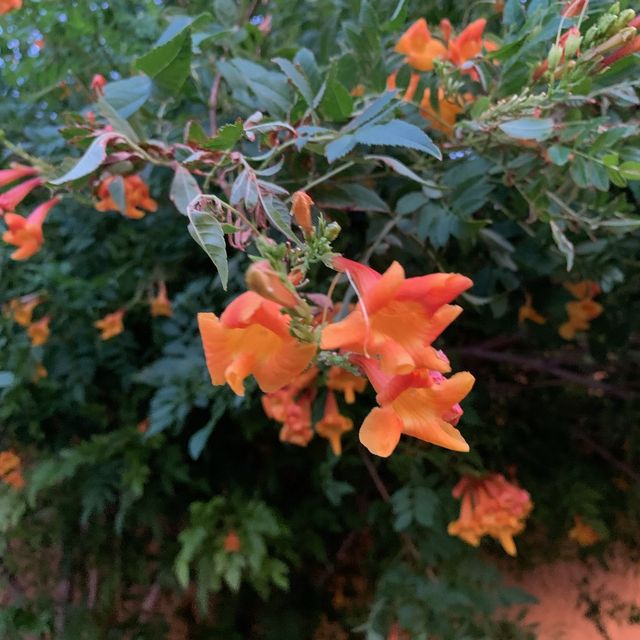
[574, 432, 640, 485]
[208, 73, 222, 135]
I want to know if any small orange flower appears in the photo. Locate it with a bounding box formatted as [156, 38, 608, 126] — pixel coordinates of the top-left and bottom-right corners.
[6, 294, 41, 326]
[150, 281, 172, 317]
[447, 18, 487, 67]
[27, 316, 50, 347]
[568, 516, 600, 547]
[32, 362, 48, 383]
[2, 197, 59, 260]
[291, 191, 314, 235]
[0, 163, 39, 189]
[448, 473, 533, 556]
[95, 309, 125, 340]
[326, 366, 367, 404]
[0, 0, 21, 15]
[395, 19, 447, 71]
[559, 279, 603, 340]
[420, 88, 467, 136]
[95, 175, 157, 219]
[564, 280, 600, 300]
[223, 530, 242, 553]
[315, 391, 353, 456]
[518, 293, 546, 325]
[91, 73, 107, 96]
[278, 393, 314, 447]
[0, 176, 43, 213]
[198, 292, 316, 396]
[0, 450, 24, 489]
[137, 418, 149, 434]
[350, 84, 366, 97]
[321, 257, 472, 376]
[245, 260, 302, 308]
[356, 358, 474, 457]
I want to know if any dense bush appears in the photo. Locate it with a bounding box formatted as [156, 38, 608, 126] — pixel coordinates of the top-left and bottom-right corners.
[1, 0, 639, 638]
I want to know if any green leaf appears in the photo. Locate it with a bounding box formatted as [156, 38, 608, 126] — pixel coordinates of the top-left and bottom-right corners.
[49, 132, 120, 185]
[103, 76, 152, 118]
[320, 74, 353, 122]
[342, 91, 397, 133]
[499, 118, 554, 141]
[314, 183, 389, 212]
[0, 371, 15, 388]
[550, 221, 574, 271]
[170, 167, 201, 215]
[213, 0, 239, 25]
[136, 29, 192, 93]
[325, 135, 357, 163]
[273, 57, 314, 107]
[354, 119, 442, 160]
[187, 202, 229, 289]
[188, 423, 215, 460]
[364, 154, 439, 188]
[547, 145, 571, 166]
[107, 175, 126, 214]
[97, 97, 139, 142]
[619, 161, 640, 181]
[204, 122, 244, 150]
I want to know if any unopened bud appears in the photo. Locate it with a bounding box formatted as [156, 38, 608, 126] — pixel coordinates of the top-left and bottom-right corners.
[596, 13, 617, 36]
[615, 10, 636, 30]
[245, 260, 301, 308]
[608, 2, 620, 15]
[291, 190, 314, 235]
[564, 32, 582, 57]
[547, 44, 564, 70]
[325, 221, 341, 241]
[583, 25, 598, 46]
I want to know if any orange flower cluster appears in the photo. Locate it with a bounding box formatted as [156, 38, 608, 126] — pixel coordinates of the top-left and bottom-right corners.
[28, 316, 50, 347]
[95, 175, 157, 219]
[448, 473, 533, 556]
[199, 249, 473, 458]
[3, 197, 59, 260]
[568, 516, 600, 547]
[5, 295, 51, 347]
[0, 450, 25, 489]
[0, 0, 21, 15]
[518, 293, 546, 325]
[95, 309, 125, 340]
[559, 280, 602, 340]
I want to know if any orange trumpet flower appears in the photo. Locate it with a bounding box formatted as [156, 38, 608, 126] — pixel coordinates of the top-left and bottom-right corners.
[95, 174, 157, 219]
[198, 292, 316, 396]
[321, 257, 472, 376]
[6, 294, 41, 326]
[355, 358, 474, 457]
[27, 316, 50, 347]
[0, 177, 43, 213]
[0, 450, 25, 488]
[326, 366, 367, 404]
[315, 391, 353, 456]
[447, 18, 487, 67]
[2, 197, 59, 260]
[0, 163, 39, 189]
[395, 19, 447, 71]
[150, 281, 172, 317]
[95, 309, 125, 340]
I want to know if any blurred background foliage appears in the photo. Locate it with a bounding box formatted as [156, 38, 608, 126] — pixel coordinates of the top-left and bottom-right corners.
[0, 0, 639, 638]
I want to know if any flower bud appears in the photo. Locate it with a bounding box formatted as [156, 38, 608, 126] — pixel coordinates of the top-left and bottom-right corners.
[325, 221, 341, 241]
[547, 44, 564, 70]
[596, 13, 616, 37]
[291, 191, 314, 235]
[608, 2, 620, 15]
[245, 260, 302, 308]
[615, 10, 636, 30]
[583, 25, 598, 46]
[564, 32, 582, 58]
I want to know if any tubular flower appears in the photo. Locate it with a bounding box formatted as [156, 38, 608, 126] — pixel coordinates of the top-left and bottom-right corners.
[0, 177, 43, 213]
[321, 257, 472, 376]
[356, 357, 474, 457]
[559, 282, 602, 340]
[6, 294, 41, 326]
[198, 292, 316, 396]
[448, 473, 533, 556]
[564, 280, 600, 299]
[385, 71, 421, 102]
[563, 0, 588, 18]
[91, 73, 107, 95]
[420, 88, 468, 136]
[0, 163, 39, 189]
[447, 18, 487, 67]
[2, 197, 59, 260]
[0, 450, 25, 489]
[27, 316, 50, 347]
[245, 260, 302, 308]
[150, 281, 172, 317]
[95, 175, 158, 219]
[315, 391, 353, 456]
[327, 366, 367, 404]
[568, 516, 600, 547]
[291, 190, 314, 234]
[0, 0, 21, 15]
[601, 35, 640, 68]
[395, 19, 447, 71]
[223, 530, 241, 553]
[278, 393, 314, 447]
[518, 294, 546, 325]
[95, 309, 125, 340]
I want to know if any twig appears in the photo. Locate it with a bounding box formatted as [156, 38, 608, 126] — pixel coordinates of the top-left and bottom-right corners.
[574, 432, 640, 486]
[208, 74, 222, 135]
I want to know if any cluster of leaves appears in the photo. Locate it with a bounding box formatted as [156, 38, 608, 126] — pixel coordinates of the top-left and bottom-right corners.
[0, 0, 639, 638]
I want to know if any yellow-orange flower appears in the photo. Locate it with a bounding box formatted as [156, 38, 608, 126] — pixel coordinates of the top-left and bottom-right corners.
[447, 18, 487, 67]
[95, 175, 157, 219]
[315, 391, 353, 456]
[326, 366, 367, 404]
[356, 358, 474, 457]
[2, 197, 59, 260]
[291, 191, 314, 235]
[27, 316, 50, 347]
[564, 280, 600, 299]
[198, 292, 316, 396]
[0, 450, 25, 489]
[95, 309, 125, 340]
[420, 88, 467, 136]
[518, 294, 546, 325]
[321, 257, 472, 376]
[568, 516, 600, 547]
[448, 473, 533, 556]
[395, 19, 447, 71]
[150, 281, 172, 317]
[245, 260, 302, 308]
[0, 0, 21, 15]
[6, 294, 41, 327]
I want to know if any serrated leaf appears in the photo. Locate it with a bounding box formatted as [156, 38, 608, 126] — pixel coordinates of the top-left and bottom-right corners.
[354, 119, 442, 159]
[136, 29, 191, 92]
[364, 154, 438, 188]
[273, 57, 314, 106]
[325, 135, 357, 163]
[103, 76, 152, 118]
[204, 121, 244, 150]
[49, 132, 120, 185]
[187, 204, 228, 289]
[170, 166, 201, 215]
[321, 74, 353, 122]
[342, 91, 397, 133]
[314, 183, 389, 212]
[499, 118, 554, 141]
